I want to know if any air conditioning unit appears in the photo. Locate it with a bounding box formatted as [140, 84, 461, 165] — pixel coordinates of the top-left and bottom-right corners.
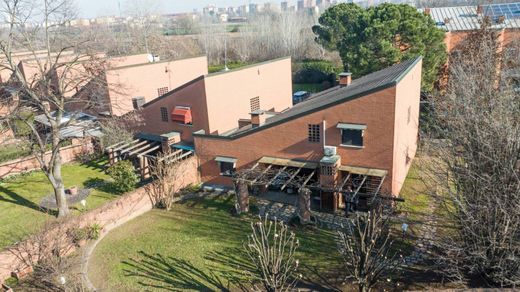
[324, 146, 337, 157]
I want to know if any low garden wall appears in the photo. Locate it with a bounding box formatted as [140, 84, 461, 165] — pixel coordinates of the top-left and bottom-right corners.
[0, 139, 94, 178]
[0, 156, 200, 286]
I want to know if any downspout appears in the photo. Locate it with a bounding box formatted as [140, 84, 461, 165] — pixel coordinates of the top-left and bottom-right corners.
[322, 119, 326, 152]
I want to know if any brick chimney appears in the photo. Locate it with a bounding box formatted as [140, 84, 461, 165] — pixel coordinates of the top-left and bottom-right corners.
[444, 17, 451, 24]
[250, 110, 266, 128]
[339, 72, 352, 87]
[424, 8, 431, 15]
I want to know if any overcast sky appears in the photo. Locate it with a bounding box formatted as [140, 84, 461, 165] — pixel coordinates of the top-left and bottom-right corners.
[75, 0, 282, 18]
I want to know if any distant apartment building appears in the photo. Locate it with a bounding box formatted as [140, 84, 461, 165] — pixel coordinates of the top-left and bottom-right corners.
[249, 3, 258, 14]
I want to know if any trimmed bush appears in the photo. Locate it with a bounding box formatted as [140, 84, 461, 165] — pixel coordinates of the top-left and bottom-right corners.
[293, 60, 341, 84]
[107, 160, 139, 193]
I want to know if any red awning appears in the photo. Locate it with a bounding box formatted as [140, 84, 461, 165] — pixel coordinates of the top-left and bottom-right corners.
[171, 106, 192, 124]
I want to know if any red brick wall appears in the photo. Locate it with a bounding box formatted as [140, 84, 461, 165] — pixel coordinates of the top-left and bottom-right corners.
[0, 141, 94, 178]
[136, 77, 210, 142]
[194, 86, 398, 194]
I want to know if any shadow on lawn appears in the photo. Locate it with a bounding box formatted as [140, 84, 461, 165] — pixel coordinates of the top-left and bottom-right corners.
[0, 185, 57, 216]
[123, 251, 234, 291]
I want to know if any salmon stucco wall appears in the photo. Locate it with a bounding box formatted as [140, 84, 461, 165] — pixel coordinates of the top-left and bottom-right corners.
[106, 56, 208, 116]
[392, 59, 422, 195]
[195, 85, 398, 195]
[136, 77, 210, 142]
[203, 57, 293, 135]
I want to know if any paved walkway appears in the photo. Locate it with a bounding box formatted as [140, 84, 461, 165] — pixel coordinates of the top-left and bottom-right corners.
[255, 198, 353, 231]
[255, 196, 440, 267]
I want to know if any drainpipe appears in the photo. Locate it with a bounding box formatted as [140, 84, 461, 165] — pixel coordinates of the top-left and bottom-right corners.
[322, 119, 326, 152]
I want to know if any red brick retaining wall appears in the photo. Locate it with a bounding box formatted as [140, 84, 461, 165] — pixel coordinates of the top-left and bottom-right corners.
[0, 140, 93, 178]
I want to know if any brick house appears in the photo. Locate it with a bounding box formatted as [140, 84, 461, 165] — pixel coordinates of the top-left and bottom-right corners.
[135, 57, 293, 143]
[104, 56, 208, 116]
[422, 3, 520, 53]
[192, 57, 422, 212]
[4, 53, 208, 117]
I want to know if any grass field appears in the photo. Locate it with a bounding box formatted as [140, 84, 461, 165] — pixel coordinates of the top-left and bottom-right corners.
[0, 158, 119, 250]
[89, 195, 344, 291]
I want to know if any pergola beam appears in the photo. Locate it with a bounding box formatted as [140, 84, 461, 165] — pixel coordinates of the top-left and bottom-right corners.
[266, 166, 287, 187]
[107, 140, 127, 150]
[352, 175, 368, 199]
[137, 145, 161, 157]
[121, 140, 149, 153]
[281, 167, 302, 191]
[128, 142, 156, 156]
[300, 170, 316, 189]
[159, 149, 183, 163]
[112, 139, 139, 152]
[338, 173, 352, 192]
[252, 164, 272, 185]
[373, 175, 386, 196]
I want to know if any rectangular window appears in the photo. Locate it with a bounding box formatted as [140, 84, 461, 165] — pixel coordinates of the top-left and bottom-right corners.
[308, 124, 320, 143]
[215, 156, 237, 177]
[157, 86, 169, 97]
[341, 129, 363, 147]
[250, 96, 260, 112]
[160, 107, 168, 122]
[219, 162, 235, 177]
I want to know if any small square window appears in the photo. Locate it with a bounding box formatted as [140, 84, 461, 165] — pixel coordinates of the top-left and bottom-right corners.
[341, 129, 363, 147]
[219, 162, 235, 177]
[160, 107, 168, 122]
[308, 124, 320, 143]
[157, 87, 169, 97]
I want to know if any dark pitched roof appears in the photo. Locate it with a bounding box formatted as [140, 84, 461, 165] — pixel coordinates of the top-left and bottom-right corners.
[195, 56, 422, 140]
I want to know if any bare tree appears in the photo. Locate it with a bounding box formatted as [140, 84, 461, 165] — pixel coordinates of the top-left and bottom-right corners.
[244, 215, 300, 292]
[7, 219, 87, 291]
[124, 0, 161, 54]
[0, 0, 111, 217]
[146, 151, 196, 210]
[426, 22, 520, 287]
[336, 202, 401, 292]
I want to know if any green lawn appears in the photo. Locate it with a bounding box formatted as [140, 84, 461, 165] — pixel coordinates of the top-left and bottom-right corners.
[0, 142, 32, 164]
[0, 158, 119, 250]
[398, 158, 432, 222]
[89, 195, 343, 291]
